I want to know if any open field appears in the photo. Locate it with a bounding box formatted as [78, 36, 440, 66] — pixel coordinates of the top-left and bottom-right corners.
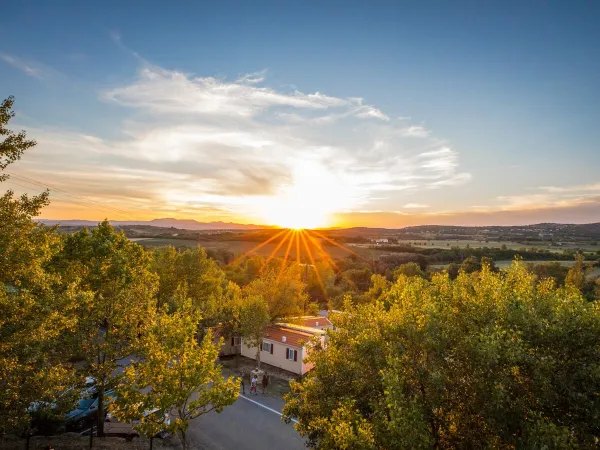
[365, 240, 600, 253]
[134, 237, 391, 261]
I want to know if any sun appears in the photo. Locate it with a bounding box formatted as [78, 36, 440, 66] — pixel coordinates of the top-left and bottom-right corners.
[257, 161, 352, 229]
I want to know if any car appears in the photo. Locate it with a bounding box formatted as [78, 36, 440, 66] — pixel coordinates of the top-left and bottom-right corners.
[65, 390, 115, 430]
[107, 406, 171, 438]
[81, 376, 97, 397]
[142, 408, 171, 439]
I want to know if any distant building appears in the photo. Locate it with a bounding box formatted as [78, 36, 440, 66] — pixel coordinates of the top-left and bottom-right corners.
[371, 238, 389, 244]
[241, 324, 325, 375]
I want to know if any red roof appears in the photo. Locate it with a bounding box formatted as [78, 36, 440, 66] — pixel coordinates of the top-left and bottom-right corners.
[302, 317, 332, 328]
[263, 325, 317, 348]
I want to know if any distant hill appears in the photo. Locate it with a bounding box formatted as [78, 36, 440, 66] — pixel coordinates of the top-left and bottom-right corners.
[37, 218, 274, 230]
[399, 223, 600, 238]
[37, 219, 600, 238]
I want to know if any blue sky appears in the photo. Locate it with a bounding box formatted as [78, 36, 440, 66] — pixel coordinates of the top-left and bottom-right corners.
[1, 0, 599, 226]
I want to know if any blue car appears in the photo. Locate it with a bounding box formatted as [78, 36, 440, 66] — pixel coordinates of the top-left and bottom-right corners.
[66, 390, 115, 430]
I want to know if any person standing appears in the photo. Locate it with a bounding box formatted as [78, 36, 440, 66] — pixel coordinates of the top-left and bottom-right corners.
[250, 375, 258, 395]
[240, 371, 246, 395]
[261, 372, 270, 396]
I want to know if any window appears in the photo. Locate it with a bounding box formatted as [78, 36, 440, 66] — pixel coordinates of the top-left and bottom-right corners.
[286, 348, 298, 362]
[232, 336, 241, 346]
[262, 342, 273, 354]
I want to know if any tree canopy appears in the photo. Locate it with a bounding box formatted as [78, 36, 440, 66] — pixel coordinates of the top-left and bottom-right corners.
[284, 263, 600, 449]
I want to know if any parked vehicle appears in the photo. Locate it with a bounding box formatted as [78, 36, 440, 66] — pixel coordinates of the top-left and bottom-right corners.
[142, 408, 171, 439]
[65, 390, 115, 430]
[106, 406, 171, 438]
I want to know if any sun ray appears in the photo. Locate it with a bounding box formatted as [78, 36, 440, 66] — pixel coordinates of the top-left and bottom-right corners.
[228, 228, 288, 266]
[310, 229, 367, 261]
[300, 230, 327, 299]
[295, 231, 301, 265]
[277, 230, 296, 283]
[305, 231, 340, 272]
[261, 228, 293, 272]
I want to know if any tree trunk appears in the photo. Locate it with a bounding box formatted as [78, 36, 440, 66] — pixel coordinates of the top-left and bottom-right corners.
[179, 429, 187, 450]
[255, 342, 261, 369]
[96, 379, 105, 437]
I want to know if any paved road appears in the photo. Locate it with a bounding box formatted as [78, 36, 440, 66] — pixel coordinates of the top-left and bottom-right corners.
[187, 394, 306, 450]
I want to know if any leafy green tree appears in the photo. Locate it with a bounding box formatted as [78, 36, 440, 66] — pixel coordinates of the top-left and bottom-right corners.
[459, 255, 481, 274]
[366, 274, 391, 303]
[0, 96, 36, 182]
[239, 295, 271, 368]
[565, 253, 589, 290]
[111, 296, 239, 450]
[284, 262, 600, 448]
[53, 221, 158, 436]
[307, 302, 320, 316]
[526, 261, 570, 286]
[224, 255, 264, 287]
[0, 96, 77, 435]
[152, 246, 226, 322]
[393, 263, 426, 280]
[243, 264, 307, 321]
[339, 267, 373, 293]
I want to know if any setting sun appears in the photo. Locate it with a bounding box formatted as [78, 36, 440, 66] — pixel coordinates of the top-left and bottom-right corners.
[257, 161, 354, 229]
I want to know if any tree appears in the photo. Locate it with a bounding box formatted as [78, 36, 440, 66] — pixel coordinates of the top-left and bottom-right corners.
[0, 96, 36, 182]
[243, 264, 307, 322]
[565, 253, 589, 291]
[52, 221, 158, 436]
[239, 295, 271, 368]
[0, 96, 77, 435]
[110, 296, 239, 449]
[459, 255, 481, 274]
[284, 262, 600, 448]
[393, 263, 426, 280]
[307, 302, 320, 316]
[152, 246, 226, 322]
[526, 261, 570, 286]
[366, 274, 391, 303]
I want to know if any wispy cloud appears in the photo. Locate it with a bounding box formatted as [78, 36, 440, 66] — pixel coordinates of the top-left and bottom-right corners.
[16, 60, 471, 222]
[403, 203, 429, 208]
[0, 53, 46, 79]
[237, 69, 268, 84]
[539, 182, 600, 193]
[400, 125, 429, 137]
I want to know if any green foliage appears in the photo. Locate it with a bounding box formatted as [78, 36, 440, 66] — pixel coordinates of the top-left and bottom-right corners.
[110, 299, 239, 449]
[366, 274, 391, 303]
[52, 220, 158, 436]
[243, 264, 307, 321]
[393, 263, 426, 280]
[239, 295, 270, 368]
[284, 262, 600, 449]
[0, 97, 77, 435]
[307, 302, 320, 316]
[0, 96, 36, 182]
[152, 246, 226, 321]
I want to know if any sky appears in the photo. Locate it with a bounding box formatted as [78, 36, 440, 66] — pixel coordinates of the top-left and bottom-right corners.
[1, 0, 599, 228]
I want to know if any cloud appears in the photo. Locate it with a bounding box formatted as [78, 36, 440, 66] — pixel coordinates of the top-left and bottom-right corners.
[0, 53, 45, 79]
[355, 106, 390, 121]
[103, 64, 390, 119]
[333, 198, 600, 227]
[486, 181, 600, 213]
[237, 69, 268, 84]
[539, 182, 600, 193]
[17, 61, 471, 222]
[403, 203, 429, 208]
[400, 126, 429, 137]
